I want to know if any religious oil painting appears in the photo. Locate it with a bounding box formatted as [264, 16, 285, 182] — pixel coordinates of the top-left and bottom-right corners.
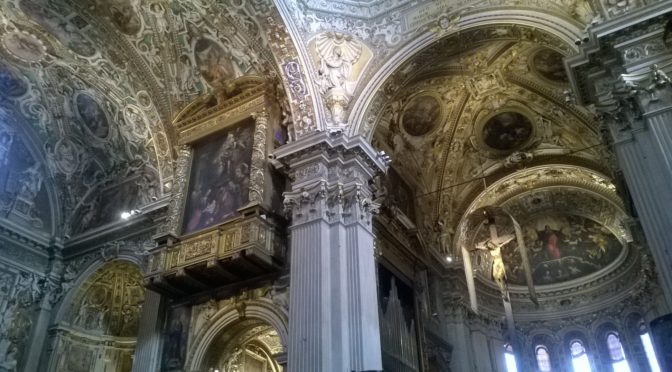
[482, 111, 533, 151]
[501, 214, 623, 286]
[75, 92, 110, 138]
[532, 48, 569, 83]
[401, 94, 442, 136]
[182, 118, 254, 234]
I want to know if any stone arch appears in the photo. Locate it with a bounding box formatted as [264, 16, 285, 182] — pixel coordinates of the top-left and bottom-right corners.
[348, 10, 584, 138]
[0, 102, 60, 238]
[52, 254, 143, 324]
[45, 257, 145, 372]
[186, 299, 289, 371]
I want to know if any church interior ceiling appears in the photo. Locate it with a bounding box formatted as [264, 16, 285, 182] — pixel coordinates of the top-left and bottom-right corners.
[0, 0, 295, 245]
[0, 0, 661, 315]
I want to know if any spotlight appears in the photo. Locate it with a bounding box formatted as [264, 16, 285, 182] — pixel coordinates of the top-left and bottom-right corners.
[446, 256, 453, 263]
[120, 209, 141, 220]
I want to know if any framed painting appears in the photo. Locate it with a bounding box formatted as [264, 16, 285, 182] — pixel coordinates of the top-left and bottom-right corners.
[182, 117, 255, 234]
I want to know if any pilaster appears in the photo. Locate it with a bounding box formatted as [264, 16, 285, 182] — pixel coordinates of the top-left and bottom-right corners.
[131, 290, 165, 372]
[274, 132, 386, 372]
[567, 3, 672, 309]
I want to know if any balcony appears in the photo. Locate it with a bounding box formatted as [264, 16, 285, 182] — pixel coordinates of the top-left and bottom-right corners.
[145, 212, 285, 297]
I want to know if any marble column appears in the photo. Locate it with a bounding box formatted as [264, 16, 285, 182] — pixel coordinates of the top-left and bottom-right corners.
[274, 132, 386, 372]
[567, 3, 672, 308]
[131, 290, 165, 372]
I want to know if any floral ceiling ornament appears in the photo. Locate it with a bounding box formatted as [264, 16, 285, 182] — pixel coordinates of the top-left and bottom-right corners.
[315, 32, 363, 129]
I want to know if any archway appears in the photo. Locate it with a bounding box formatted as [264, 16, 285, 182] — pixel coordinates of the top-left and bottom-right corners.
[46, 260, 145, 372]
[186, 300, 288, 372]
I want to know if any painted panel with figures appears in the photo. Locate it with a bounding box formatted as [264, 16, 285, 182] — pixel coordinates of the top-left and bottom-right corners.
[182, 118, 255, 234]
[502, 214, 624, 286]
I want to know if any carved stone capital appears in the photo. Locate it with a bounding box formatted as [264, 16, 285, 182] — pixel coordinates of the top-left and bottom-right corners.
[567, 5, 672, 141]
[274, 132, 386, 227]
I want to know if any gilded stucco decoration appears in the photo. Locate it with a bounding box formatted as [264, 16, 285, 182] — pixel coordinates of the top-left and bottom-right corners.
[0, 0, 312, 243]
[67, 261, 145, 337]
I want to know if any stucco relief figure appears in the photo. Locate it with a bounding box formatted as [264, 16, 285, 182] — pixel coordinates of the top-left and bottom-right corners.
[149, 3, 169, 34]
[16, 163, 43, 204]
[318, 46, 350, 92]
[0, 345, 18, 372]
[315, 32, 362, 126]
[0, 132, 13, 167]
[194, 38, 235, 88]
[178, 54, 197, 92]
[647, 64, 672, 101]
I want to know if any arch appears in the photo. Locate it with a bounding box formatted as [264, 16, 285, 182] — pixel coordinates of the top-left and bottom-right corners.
[186, 299, 289, 371]
[0, 102, 61, 238]
[45, 257, 145, 372]
[348, 10, 584, 138]
[535, 344, 552, 372]
[52, 254, 143, 324]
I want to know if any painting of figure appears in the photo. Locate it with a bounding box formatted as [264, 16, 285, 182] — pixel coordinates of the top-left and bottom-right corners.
[401, 95, 441, 136]
[0, 63, 27, 97]
[94, 0, 142, 35]
[193, 37, 236, 88]
[162, 306, 192, 372]
[501, 214, 623, 286]
[481, 111, 533, 151]
[75, 93, 110, 138]
[532, 49, 569, 83]
[182, 118, 254, 234]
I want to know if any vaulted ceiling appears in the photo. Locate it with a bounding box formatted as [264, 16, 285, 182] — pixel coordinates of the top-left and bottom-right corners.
[0, 0, 656, 307]
[0, 0, 294, 244]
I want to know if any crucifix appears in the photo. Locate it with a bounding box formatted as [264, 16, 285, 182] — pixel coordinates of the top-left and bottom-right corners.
[473, 217, 516, 335]
[461, 206, 538, 338]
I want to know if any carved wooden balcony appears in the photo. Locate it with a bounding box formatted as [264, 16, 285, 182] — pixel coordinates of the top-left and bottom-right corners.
[145, 211, 285, 296]
[144, 76, 288, 297]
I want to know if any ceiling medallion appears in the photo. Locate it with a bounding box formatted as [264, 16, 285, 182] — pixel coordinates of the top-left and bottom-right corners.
[400, 93, 445, 136]
[481, 111, 533, 151]
[1, 30, 46, 63]
[74, 92, 110, 139]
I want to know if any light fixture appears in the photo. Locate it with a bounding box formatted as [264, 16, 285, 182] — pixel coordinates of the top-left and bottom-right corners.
[120, 209, 141, 220]
[446, 255, 453, 263]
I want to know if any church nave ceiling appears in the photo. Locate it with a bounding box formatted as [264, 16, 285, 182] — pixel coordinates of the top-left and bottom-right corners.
[0, 0, 302, 244]
[367, 19, 637, 295]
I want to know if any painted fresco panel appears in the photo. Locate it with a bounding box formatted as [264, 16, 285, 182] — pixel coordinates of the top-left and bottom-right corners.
[503, 215, 623, 286]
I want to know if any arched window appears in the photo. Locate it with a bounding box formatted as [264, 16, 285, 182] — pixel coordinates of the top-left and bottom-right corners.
[638, 323, 661, 372]
[606, 332, 630, 372]
[570, 340, 591, 372]
[535, 345, 552, 372]
[504, 343, 518, 372]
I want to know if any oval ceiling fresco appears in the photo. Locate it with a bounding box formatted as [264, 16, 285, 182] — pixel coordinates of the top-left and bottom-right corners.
[481, 111, 533, 151]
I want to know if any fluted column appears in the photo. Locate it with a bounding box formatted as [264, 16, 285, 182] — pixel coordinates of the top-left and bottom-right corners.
[275, 132, 385, 372]
[131, 290, 165, 372]
[567, 3, 672, 308]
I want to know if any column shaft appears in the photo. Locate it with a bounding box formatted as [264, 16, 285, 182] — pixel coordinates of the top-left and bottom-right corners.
[131, 290, 165, 372]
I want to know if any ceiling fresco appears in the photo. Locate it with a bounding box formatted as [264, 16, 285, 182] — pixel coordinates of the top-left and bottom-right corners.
[0, 0, 305, 243]
[0, 0, 654, 309]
